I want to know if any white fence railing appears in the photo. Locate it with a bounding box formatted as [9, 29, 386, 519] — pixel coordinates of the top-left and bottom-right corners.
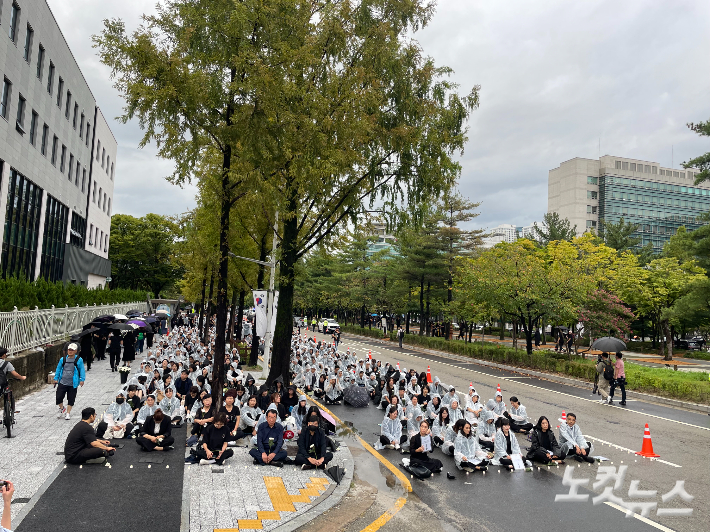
[0, 302, 145, 355]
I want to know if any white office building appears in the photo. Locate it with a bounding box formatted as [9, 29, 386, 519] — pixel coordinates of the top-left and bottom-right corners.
[0, 0, 115, 286]
[481, 223, 518, 248]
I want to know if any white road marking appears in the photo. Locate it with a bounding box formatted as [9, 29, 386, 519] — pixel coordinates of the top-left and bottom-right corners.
[582, 435, 681, 468]
[336, 338, 710, 432]
[604, 502, 676, 532]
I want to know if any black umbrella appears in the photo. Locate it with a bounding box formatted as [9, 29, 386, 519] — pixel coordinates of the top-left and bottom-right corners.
[591, 336, 627, 353]
[72, 327, 99, 339]
[93, 315, 115, 323]
[142, 316, 159, 324]
[557, 326, 570, 333]
[325, 465, 345, 485]
[109, 323, 135, 331]
[126, 309, 142, 315]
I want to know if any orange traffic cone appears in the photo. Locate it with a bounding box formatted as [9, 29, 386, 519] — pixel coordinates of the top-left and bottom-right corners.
[469, 382, 474, 391]
[496, 383, 501, 394]
[396, 362, 400, 372]
[557, 410, 566, 428]
[313, 335, 316, 343]
[368, 350, 372, 361]
[426, 366, 432, 383]
[635, 424, 660, 458]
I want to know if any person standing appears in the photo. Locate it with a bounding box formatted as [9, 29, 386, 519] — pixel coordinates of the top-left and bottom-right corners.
[332, 328, 341, 350]
[107, 331, 122, 372]
[122, 330, 136, 368]
[79, 333, 93, 371]
[53, 343, 85, 420]
[136, 330, 145, 356]
[596, 352, 614, 404]
[609, 353, 626, 405]
[93, 328, 108, 361]
[397, 326, 404, 348]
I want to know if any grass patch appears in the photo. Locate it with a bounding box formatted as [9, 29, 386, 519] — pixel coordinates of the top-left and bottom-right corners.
[241, 365, 263, 372]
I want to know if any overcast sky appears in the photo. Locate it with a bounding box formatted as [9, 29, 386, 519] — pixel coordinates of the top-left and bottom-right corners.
[51, 0, 710, 232]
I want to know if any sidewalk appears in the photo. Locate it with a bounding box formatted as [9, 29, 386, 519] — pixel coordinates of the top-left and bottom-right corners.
[1, 350, 354, 532]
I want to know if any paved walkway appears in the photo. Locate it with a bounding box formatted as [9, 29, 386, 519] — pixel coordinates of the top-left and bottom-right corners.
[1, 347, 352, 532]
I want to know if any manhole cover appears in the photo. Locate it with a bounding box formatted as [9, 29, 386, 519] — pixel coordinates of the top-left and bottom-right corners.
[12, 498, 31, 504]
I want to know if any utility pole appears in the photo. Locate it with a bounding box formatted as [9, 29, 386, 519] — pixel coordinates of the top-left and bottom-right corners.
[261, 211, 279, 380]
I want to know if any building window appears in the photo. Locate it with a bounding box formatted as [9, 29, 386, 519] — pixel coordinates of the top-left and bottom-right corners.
[65, 91, 71, 119]
[101, 148, 106, 168]
[0, 78, 11, 119]
[96, 140, 101, 161]
[15, 94, 26, 134]
[644, 165, 651, 173]
[586, 220, 597, 228]
[70, 212, 86, 247]
[95, 226, 99, 248]
[587, 176, 598, 185]
[36, 44, 44, 79]
[106, 156, 110, 175]
[29, 110, 38, 145]
[88, 223, 94, 245]
[39, 194, 69, 283]
[1, 169, 43, 281]
[47, 62, 55, 94]
[103, 193, 107, 211]
[72, 103, 78, 129]
[85, 122, 91, 146]
[51, 135, 58, 165]
[680, 172, 685, 179]
[56, 77, 63, 107]
[40, 124, 48, 155]
[92, 181, 96, 202]
[587, 191, 598, 200]
[110, 163, 114, 181]
[23, 24, 33, 62]
[615, 161, 621, 169]
[79, 113, 85, 138]
[67, 154, 74, 180]
[586, 205, 597, 214]
[622, 162, 629, 170]
[98, 187, 102, 206]
[104, 236, 108, 253]
[81, 168, 86, 192]
[673, 171, 679, 177]
[630, 163, 636, 172]
[8, 3, 20, 43]
[107, 198, 111, 216]
[652, 166, 657, 174]
[100, 230, 103, 250]
[659, 169, 665, 176]
[59, 145, 67, 172]
[75, 160, 80, 186]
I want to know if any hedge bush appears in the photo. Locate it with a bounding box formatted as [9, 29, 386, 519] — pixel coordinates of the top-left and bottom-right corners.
[0, 277, 148, 312]
[340, 325, 386, 339]
[343, 327, 710, 404]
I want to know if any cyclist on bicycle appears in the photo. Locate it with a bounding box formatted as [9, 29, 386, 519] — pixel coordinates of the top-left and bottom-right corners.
[0, 347, 27, 386]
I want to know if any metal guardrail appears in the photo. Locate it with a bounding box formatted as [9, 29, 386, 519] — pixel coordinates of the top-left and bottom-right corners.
[0, 302, 144, 355]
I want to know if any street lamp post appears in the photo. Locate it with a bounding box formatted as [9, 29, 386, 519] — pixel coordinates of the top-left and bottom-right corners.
[228, 211, 278, 380]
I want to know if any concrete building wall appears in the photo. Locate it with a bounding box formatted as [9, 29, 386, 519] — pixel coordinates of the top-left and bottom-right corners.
[85, 107, 115, 260]
[548, 157, 600, 235]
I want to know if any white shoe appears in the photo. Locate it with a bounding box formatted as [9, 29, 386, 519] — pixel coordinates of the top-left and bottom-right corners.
[385, 444, 394, 450]
[199, 459, 216, 466]
[65, 412, 71, 420]
[57, 407, 66, 419]
[394, 443, 400, 450]
[227, 441, 237, 447]
[607, 397, 613, 404]
[598, 398, 605, 404]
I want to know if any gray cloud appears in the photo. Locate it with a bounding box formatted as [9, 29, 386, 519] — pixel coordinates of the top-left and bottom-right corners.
[51, 0, 710, 229]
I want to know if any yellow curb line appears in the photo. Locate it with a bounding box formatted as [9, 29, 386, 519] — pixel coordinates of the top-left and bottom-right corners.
[300, 391, 412, 532]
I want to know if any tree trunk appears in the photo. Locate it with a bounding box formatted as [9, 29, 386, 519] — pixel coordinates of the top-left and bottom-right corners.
[523, 316, 533, 355]
[197, 268, 207, 339]
[236, 290, 245, 341]
[663, 320, 673, 361]
[419, 278, 425, 336]
[267, 191, 298, 387]
[425, 281, 431, 337]
[405, 311, 410, 335]
[499, 317, 505, 341]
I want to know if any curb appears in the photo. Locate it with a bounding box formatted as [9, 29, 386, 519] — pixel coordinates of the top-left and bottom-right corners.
[342, 333, 710, 415]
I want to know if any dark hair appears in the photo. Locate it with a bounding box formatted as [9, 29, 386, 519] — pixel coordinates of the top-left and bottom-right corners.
[602, 352, 609, 358]
[509, 396, 519, 403]
[495, 417, 510, 429]
[616, 353, 623, 359]
[189, 385, 199, 394]
[214, 412, 228, 425]
[128, 384, 138, 392]
[461, 421, 473, 437]
[438, 406, 450, 426]
[81, 407, 96, 420]
[181, 369, 189, 375]
[567, 412, 576, 420]
[533, 415, 550, 432]
[388, 405, 399, 416]
[452, 419, 466, 434]
[137, 375, 147, 383]
[266, 408, 278, 417]
[419, 419, 430, 428]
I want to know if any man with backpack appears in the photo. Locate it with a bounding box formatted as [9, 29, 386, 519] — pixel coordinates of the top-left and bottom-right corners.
[53, 343, 86, 420]
[1, 347, 27, 398]
[596, 352, 614, 405]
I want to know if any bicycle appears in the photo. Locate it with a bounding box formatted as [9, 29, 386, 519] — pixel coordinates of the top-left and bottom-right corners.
[2, 383, 15, 438]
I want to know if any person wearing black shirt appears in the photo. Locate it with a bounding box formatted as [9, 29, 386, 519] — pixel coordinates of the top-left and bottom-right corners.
[122, 331, 136, 368]
[332, 329, 341, 349]
[93, 329, 108, 361]
[296, 413, 333, 470]
[194, 413, 234, 465]
[184, 386, 200, 415]
[191, 395, 215, 437]
[136, 409, 174, 452]
[283, 386, 299, 412]
[107, 331, 122, 372]
[64, 408, 115, 465]
[409, 420, 443, 473]
[526, 416, 565, 465]
[126, 386, 141, 421]
[219, 392, 245, 442]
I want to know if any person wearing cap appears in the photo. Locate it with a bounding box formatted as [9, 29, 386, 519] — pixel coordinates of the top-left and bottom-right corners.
[296, 412, 333, 470]
[53, 342, 86, 421]
[96, 391, 134, 439]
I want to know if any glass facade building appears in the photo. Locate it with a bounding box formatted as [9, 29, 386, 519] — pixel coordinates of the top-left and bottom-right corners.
[1, 169, 43, 279]
[599, 175, 709, 251]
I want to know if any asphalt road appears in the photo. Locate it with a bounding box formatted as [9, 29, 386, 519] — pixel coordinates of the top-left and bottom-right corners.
[304, 330, 707, 532]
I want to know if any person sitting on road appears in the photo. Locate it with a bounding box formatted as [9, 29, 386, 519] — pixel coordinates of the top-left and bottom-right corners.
[432, 406, 451, 448]
[249, 409, 287, 466]
[175, 369, 192, 400]
[271, 392, 287, 421]
[493, 417, 524, 470]
[96, 391, 134, 439]
[441, 387, 458, 408]
[477, 409, 496, 451]
[126, 385, 141, 421]
[417, 385, 431, 409]
[431, 376, 448, 397]
[313, 374, 327, 399]
[324, 376, 344, 405]
[406, 403, 425, 440]
[443, 419, 466, 456]
[379, 405, 408, 450]
[64, 407, 115, 465]
[410, 419, 443, 473]
[240, 395, 261, 435]
[184, 386, 200, 416]
[134, 394, 158, 433]
[292, 395, 308, 435]
[396, 386, 409, 408]
[371, 377, 386, 407]
[427, 395, 442, 421]
[195, 412, 234, 465]
[220, 391, 246, 443]
[405, 376, 421, 398]
[489, 391, 506, 418]
[190, 394, 214, 438]
[159, 386, 184, 426]
[504, 396, 533, 434]
[448, 399, 463, 425]
[464, 390, 483, 425]
[296, 412, 333, 470]
[454, 420, 490, 472]
[527, 416, 565, 465]
[558, 412, 595, 463]
[136, 408, 174, 452]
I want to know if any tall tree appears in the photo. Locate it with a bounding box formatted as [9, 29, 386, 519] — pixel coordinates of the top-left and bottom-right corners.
[683, 118, 710, 184]
[601, 217, 640, 252]
[533, 212, 577, 245]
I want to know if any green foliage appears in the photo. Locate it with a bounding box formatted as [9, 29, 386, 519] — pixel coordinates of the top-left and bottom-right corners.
[683, 118, 710, 185]
[601, 217, 640, 251]
[109, 213, 184, 297]
[339, 325, 386, 339]
[532, 212, 577, 245]
[0, 277, 147, 312]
